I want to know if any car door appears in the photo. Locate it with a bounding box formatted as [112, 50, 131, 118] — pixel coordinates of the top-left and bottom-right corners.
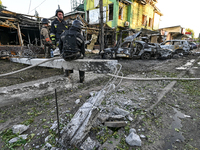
[182, 41, 190, 52]
[173, 41, 182, 50]
[160, 41, 173, 50]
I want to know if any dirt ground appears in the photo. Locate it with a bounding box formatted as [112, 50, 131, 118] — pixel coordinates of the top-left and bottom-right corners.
[0, 53, 200, 150]
[0, 59, 64, 87]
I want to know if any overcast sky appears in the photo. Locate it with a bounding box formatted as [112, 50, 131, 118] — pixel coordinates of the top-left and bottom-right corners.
[2, 0, 200, 38]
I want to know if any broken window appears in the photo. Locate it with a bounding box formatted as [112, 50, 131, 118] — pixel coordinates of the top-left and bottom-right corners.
[163, 41, 171, 45]
[148, 17, 153, 28]
[119, 7, 123, 20]
[109, 4, 113, 21]
[173, 41, 180, 45]
[121, 42, 131, 48]
[142, 15, 147, 26]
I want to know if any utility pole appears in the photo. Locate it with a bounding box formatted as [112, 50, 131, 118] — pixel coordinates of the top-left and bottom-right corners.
[99, 0, 104, 53]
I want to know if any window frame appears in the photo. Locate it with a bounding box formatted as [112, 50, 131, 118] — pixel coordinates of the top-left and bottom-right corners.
[118, 6, 123, 20]
[108, 3, 114, 21]
[142, 15, 147, 26]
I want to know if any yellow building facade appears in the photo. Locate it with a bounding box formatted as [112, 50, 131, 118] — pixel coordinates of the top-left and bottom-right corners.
[84, 0, 162, 31]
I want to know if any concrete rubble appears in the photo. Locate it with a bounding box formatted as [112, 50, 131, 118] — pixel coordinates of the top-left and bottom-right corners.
[12, 124, 29, 134]
[9, 134, 28, 144]
[104, 121, 127, 127]
[61, 90, 106, 147]
[112, 107, 130, 117]
[80, 137, 99, 150]
[126, 128, 142, 147]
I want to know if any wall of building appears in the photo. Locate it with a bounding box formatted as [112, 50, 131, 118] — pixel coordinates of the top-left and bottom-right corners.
[130, 1, 155, 30]
[117, 2, 128, 27]
[85, 0, 160, 31]
[84, 0, 118, 28]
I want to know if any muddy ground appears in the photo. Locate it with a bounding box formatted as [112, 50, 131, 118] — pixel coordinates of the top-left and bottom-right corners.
[0, 52, 200, 150]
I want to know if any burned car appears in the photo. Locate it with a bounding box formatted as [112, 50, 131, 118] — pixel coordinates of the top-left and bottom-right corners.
[115, 40, 172, 60]
[101, 31, 173, 60]
[160, 40, 191, 55]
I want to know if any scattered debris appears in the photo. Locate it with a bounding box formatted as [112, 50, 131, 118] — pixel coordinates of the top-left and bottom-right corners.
[113, 107, 130, 117]
[126, 128, 142, 147]
[104, 121, 127, 128]
[75, 99, 81, 104]
[80, 137, 99, 150]
[12, 124, 29, 134]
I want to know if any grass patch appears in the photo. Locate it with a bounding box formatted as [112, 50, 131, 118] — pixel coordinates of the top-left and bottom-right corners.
[178, 80, 200, 96]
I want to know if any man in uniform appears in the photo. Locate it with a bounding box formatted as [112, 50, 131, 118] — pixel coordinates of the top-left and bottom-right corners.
[40, 18, 52, 58]
[58, 20, 85, 83]
[50, 9, 68, 48]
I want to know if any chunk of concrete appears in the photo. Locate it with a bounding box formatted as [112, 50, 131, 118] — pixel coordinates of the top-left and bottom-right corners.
[12, 124, 29, 134]
[80, 137, 98, 150]
[97, 113, 110, 123]
[126, 129, 142, 147]
[10, 58, 118, 72]
[61, 90, 107, 147]
[19, 134, 28, 140]
[9, 137, 20, 143]
[8, 134, 28, 144]
[75, 99, 80, 104]
[104, 121, 127, 128]
[61, 103, 99, 147]
[108, 115, 125, 121]
[113, 107, 130, 117]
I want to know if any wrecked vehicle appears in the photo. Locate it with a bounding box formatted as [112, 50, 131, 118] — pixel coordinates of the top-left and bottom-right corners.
[189, 42, 198, 50]
[101, 31, 173, 60]
[160, 40, 191, 54]
[115, 40, 172, 60]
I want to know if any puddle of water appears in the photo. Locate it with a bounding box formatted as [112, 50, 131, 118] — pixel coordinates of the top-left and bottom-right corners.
[163, 107, 190, 150]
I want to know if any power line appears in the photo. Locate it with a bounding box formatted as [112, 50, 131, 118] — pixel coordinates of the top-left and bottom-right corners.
[28, 0, 47, 14]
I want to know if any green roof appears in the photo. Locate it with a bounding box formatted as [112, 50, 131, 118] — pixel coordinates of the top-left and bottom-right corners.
[75, 4, 84, 11]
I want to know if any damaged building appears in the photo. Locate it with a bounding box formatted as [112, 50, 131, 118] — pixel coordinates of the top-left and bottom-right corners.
[85, 0, 162, 35]
[159, 25, 189, 41]
[0, 8, 42, 56]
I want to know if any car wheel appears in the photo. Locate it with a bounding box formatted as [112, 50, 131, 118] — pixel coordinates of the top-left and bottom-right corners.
[141, 52, 151, 60]
[175, 49, 184, 54]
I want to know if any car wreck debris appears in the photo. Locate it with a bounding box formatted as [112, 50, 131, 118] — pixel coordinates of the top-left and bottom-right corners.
[101, 30, 173, 60]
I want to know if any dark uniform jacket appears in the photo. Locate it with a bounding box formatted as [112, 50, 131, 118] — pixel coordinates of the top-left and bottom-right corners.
[50, 18, 68, 44]
[59, 26, 85, 56]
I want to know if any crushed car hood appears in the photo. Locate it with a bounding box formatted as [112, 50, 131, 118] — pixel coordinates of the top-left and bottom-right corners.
[124, 31, 142, 41]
